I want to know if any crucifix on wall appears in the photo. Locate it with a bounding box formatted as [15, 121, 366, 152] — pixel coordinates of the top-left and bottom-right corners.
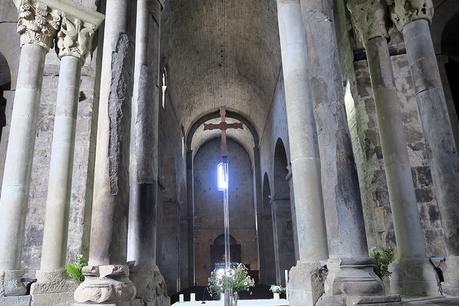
[204, 106, 243, 158]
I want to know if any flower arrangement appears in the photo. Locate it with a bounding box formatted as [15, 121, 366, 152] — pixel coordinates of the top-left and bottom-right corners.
[269, 285, 286, 294]
[66, 254, 87, 284]
[208, 263, 255, 296]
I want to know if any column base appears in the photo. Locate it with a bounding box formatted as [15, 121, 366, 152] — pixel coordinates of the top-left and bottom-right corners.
[0, 295, 31, 306]
[287, 260, 327, 306]
[389, 257, 440, 297]
[30, 270, 77, 306]
[0, 270, 26, 296]
[74, 265, 136, 304]
[129, 264, 169, 305]
[443, 255, 459, 296]
[316, 257, 401, 306]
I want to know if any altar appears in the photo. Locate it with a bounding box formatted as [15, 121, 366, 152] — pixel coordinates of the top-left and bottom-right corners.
[172, 299, 289, 306]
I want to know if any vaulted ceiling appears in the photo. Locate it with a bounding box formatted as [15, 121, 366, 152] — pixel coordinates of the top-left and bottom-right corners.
[161, 0, 281, 150]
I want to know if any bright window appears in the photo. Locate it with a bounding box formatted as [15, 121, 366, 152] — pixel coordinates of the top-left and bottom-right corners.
[217, 162, 229, 190]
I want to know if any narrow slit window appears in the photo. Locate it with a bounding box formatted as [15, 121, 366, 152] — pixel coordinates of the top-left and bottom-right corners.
[217, 162, 228, 190]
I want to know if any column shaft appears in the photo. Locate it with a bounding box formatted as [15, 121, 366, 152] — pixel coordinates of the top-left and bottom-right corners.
[40, 56, 82, 272]
[0, 44, 46, 273]
[366, 34, 437, 296]
[186, 149, 195, 286]
[276, 0, 327, 263]
[300, 0, 368, 258]
[74, 0, 136, 303]
[88, 0, 131, 267]
[129, 0, 160, 268]
[128, 0, 168, 303]
[276, 0, 328, 304]
[402, 18, 459, 295]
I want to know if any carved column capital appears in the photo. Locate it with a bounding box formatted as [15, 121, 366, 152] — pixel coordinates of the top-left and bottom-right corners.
[386, 0, 434, 30]
[56, 15, 95, 61]
[347, 0, 388, 43]
[16, 0, 61, 50]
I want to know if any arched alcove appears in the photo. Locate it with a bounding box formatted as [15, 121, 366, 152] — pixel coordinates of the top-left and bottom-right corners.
[259, 173, 276, 285]
[193, 137, 257, 285]
[210, 234, 241, 269]
[0, 52, 10, 139]
[272, 139, 295, 285]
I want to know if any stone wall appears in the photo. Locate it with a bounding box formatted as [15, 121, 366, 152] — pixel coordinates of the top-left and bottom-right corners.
[348, 56, 446, 256]
[157, 95, 187, 295]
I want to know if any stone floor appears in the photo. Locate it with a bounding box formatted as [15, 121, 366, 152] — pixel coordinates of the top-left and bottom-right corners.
[403, 297, 459, 305]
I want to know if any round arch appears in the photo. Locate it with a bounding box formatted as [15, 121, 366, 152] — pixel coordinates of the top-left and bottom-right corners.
[186, 109, 260, 150]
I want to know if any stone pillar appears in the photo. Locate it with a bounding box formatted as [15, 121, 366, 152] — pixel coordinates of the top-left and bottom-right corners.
[0, 0, 60, 297]
[128, 0, 169, 304]
[186, 149, 195, 286]
[276, 1, 328, 304]
[30, 9, 103, 305]
[286, 165, 299, 261]
[389, 0, 459, 296]
[253, 146, 263, 275]
[73, 0, 136, 304]
[299, 0, 400, 305]
[347, 0, 438, 297]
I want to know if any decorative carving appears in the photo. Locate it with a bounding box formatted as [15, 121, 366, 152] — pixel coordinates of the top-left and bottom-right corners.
[57, 15, 95, 61]
[386, 0, 434, 30]
[74, 265, 136, 304]
[347, 0, 388, 43]
[16, 0, 61, 50]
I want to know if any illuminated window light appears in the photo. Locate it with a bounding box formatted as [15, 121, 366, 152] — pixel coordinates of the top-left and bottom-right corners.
[217, 162, 229, 190]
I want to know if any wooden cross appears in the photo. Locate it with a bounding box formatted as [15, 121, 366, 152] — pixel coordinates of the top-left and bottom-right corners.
[204, 106, 243, 157]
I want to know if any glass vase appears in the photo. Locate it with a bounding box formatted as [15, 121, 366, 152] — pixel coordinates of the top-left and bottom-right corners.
[222, 289, 238, 306]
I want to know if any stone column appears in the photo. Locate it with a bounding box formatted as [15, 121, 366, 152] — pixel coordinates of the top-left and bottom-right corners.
[186, 149, 195, 286]
[253, 145, 263, 275]
[276, 1, 328, 304]
[299, 0, 400, 305]
[74, 0, 136, 304]
[30, 10, 103, 305]
[347, 0, 438, 297]
[0, 0, 60, 297]
[128, 0, 169, 304]
[389, 0, 459, 296]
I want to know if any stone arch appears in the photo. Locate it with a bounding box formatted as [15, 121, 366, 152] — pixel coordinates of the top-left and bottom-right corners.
[271, 138, 295, 285]
[186, 108, 259, 150]
[259, 172, 276, 285]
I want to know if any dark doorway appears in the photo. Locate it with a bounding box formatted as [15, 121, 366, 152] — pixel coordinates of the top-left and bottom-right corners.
[210, 234, 241, 269]
[259, 173, 276, 285]
[272, 139, 295, 285]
